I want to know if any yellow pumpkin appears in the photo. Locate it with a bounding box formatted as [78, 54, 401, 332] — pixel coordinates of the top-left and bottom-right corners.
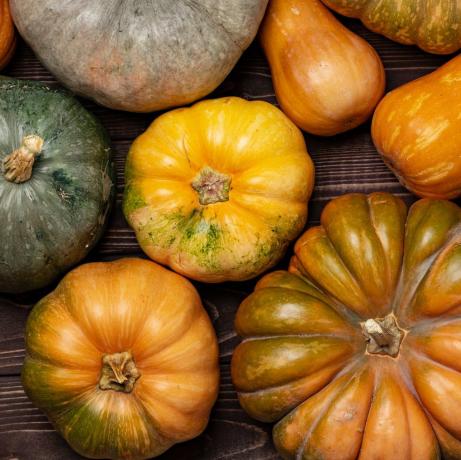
[22, 258, 219, 460]
[372, 54, 461, 199]
[0, 0, 16, 70]
[123, 97, 314, 283]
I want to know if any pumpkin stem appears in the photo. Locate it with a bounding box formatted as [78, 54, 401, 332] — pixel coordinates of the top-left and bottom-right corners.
[99, 351, 140, 393]
[2, 135, 44, 184]
[361, 314, 405, 358]
[191, 166, 231, 205]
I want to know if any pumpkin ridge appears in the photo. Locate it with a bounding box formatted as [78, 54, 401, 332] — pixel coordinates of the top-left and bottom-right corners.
[289, 256, 366, 324]
[405, 346, 461, 382]
[294, 361, 370, 459]
[236, 355, 359, 398]
[392, 210, 461, 322]
[298, 229, 374, 318]
[366, 194, 397, 306]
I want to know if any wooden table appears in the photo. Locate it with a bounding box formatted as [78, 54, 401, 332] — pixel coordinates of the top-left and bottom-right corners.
[0, 15, 454, 460]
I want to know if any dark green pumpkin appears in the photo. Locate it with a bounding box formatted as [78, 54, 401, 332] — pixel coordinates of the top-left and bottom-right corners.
[0, 77, 114, 293]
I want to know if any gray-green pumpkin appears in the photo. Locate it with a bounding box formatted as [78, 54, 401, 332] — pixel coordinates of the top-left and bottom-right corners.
[10, 0, 268, 112]
[0, 77, 114, 294]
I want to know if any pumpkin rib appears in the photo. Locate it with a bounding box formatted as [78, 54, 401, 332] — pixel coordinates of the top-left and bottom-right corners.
[394, 219, 461, 323]
[296, 228, 374, 319]
[294, 361, 369, 459]
[236, 355, 358, 398]
[289, 256, 365, 324]
[409, 355, 461, 441]
[406, 347, 461, 383]
[366, 194, 401, 303]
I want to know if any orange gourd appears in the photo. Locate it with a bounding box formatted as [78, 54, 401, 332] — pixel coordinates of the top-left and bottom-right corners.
[373, 54, 461, 199]
[260, 0, 385, 136]
[0, 0, 15, 70]
[232, 193, 461, 459]
[22, 258, 219, 459]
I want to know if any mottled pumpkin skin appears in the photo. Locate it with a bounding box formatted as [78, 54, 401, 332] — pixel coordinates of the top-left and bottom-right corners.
[322, 0, 461, 54]
[372, 55, 461, 199]
[123, 97, 314, 283]
[0, 0, 16, 70]
[260, 0, 385, 136]
[22, 258, 219, 460]
[232, 192, 461, 459]
[0, 78, 114, 293]
[10, 0, 268, 112]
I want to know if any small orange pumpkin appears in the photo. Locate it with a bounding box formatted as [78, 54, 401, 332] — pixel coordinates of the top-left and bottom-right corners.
[22, 258, 219, 459]
[260, 0, 385, 136]
[0, 0, 16, 70]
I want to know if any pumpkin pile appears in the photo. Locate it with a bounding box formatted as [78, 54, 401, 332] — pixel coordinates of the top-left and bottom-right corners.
[1, 0, 461, 459]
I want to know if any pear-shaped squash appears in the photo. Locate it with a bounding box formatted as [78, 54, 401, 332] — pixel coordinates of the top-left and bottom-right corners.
[322, 0, 461, 54]
[0, 78, 114, 293]
[10, 0, 268, 112]
[260, 0, 385, 136]
[372, 54, 461, 199]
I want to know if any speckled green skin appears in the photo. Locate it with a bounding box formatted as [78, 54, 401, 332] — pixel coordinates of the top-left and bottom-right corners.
[322, 0, 461, 54]
[0, 77, 114, 293]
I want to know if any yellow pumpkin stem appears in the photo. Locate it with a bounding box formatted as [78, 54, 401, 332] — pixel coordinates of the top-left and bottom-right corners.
[2, 134, 44, 183]
[99, 351, 140, 393]
[361, 314, 405, 358]
[191, 166, 231, 205]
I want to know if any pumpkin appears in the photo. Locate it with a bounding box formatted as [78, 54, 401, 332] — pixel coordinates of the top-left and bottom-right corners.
[232, 192, 461, 459]
[260, 0, 385, 136]
[10, 0, 268, 112]
[123, 97, 314, 283]
[322, 0, 461, 54]
[0, 0, 15, 70]
[0, 77, 114, 294]
[22, 258, 219, 460]
[372, 54, 461, 200]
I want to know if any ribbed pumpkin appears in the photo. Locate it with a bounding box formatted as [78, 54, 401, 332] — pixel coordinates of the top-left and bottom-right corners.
[372, 54, 461, 199]
[123, 97, 314, 283]
[22, 258, 219, 460]
[322, 0, 461, 54]
[10, 0, 268, 112]
[232, 192, 461, 459]
[0, 0, 16, 69]
[260, 0, 385, 136]
[0, 78, 114, 293]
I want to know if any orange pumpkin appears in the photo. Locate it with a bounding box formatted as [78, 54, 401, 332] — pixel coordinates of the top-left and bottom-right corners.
[22, 258, 219, 459]
[232, 193, 461, 459]
[260, 0, 385, 136]
[373, 54, 461, 199]
[0, 0, 16, 70]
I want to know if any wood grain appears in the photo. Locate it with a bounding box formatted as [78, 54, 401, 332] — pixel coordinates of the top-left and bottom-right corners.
[0, 13, 454, 460]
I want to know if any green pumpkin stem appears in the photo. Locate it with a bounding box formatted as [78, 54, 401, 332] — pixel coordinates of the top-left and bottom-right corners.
[191, 166, 231, 205]
[2, 134, 44, 183]
[361, 314, 405, 358]
[99, 351, 140, 393]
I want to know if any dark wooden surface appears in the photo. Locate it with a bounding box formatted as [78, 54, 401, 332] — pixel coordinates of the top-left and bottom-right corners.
[0, 13, 455, 460]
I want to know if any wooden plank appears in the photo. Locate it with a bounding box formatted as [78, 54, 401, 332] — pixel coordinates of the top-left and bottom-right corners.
[0, 12, 454, 460]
